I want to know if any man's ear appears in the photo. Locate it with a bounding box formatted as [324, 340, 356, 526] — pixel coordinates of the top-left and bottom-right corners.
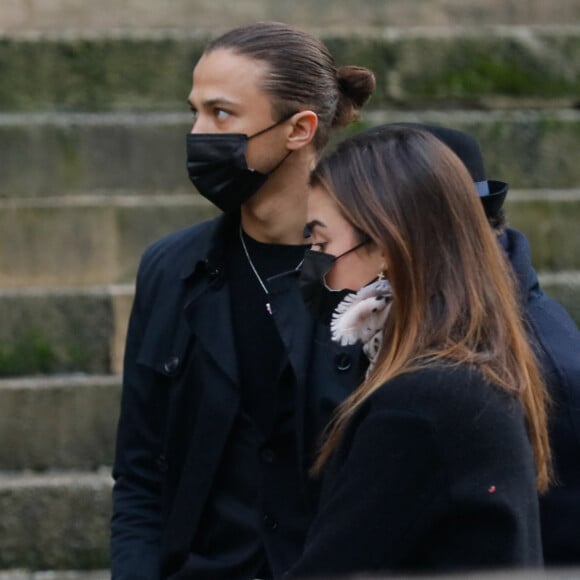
[286, 111, 318, 150]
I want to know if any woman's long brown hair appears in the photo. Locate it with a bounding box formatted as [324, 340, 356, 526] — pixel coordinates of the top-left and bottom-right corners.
[310, 126, 551, 492]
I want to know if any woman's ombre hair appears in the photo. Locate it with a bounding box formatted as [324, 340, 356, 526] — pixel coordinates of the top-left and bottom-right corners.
[310, 125, 551, 492]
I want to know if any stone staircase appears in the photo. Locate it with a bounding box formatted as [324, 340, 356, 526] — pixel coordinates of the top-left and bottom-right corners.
[1, 2, 579, 576]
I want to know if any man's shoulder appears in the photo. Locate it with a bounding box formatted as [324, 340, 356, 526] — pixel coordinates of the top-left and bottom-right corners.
[524, 281, 580, 388]
[527, 290, 580, 343]
[505, 228, 580, 388]
[139, 216, 221, 275]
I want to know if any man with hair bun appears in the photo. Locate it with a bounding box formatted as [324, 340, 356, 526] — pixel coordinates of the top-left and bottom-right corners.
[111, 21, 375, 580]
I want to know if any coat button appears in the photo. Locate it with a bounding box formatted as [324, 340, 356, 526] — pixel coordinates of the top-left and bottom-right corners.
[335, 352, 352, 372]
[156, 454, 168, 472]
[260, 447, 275, 463]
[163, 356, 180, 375]
[263, 514, 278, 531]
[207, 266, 224, 289]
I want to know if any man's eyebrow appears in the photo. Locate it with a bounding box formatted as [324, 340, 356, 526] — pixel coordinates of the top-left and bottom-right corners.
[187, 97, 239, 109]
[304, 219, 325, 238]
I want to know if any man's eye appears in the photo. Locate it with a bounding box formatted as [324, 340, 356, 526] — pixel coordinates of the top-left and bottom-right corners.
[190, 107, 198, 119]
[215, 109, 230, 120]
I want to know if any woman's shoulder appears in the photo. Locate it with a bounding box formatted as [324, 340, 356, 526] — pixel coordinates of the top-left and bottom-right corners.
[372, 362, 506, 402]
[366, 363, 523, 438]
[361, 363, 533, 480]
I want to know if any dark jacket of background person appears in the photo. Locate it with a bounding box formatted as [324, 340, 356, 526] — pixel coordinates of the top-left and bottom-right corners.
[503, 227, 580, 564]
[285, 364, 543, 578]
[110, 214, 362, 579]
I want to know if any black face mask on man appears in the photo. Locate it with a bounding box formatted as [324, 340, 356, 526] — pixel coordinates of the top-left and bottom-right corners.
[186, 115, 293, 213]
[299, 240, 369, 326]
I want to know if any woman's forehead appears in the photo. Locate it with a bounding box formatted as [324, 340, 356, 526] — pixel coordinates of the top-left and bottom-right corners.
[307, 186, 351, 229]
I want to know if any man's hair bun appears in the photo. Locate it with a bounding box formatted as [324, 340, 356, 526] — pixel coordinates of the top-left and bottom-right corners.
[333, 66, 376, 128]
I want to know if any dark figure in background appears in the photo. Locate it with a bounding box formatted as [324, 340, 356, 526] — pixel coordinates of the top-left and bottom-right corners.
[491, 172, 580, 568]
[110, 22, 375, 580]
[398, 123, 580, 566]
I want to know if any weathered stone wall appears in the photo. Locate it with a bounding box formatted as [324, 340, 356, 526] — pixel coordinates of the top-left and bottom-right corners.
[1, 5, 579, 574]
[2, 0, 580, 32]
[1, 30, 579, 112]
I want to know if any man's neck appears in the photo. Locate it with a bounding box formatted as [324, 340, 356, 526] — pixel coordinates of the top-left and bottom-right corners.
[240, 151, 314, 245]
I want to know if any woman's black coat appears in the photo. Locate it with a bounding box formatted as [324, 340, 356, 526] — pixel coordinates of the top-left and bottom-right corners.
[286, 364, 543, 578]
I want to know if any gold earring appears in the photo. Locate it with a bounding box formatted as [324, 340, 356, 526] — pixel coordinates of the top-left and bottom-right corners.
[377, 263, 386, 280]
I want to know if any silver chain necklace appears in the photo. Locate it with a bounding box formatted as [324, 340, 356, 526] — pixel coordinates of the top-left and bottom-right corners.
[239, 224, 273, 315]
[238, 224, 305, 316]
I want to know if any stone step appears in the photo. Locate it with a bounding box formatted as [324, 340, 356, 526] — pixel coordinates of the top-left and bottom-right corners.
[0, 285, 132, 376]
[1, 110, 579, 199]
[0, 190, 579, 289]
[0, 467, 578, 576]
[0, 471, 111, 570]
[505, 190, 580, 272]
[0, 195, 218, 287]
[0, 572, 108, 579]
[1, 572, 579, 580]
[3, 0, 579, 32]
[0, 376, 120, 471]
[0, 573, 577, 580]
[1, 271, 579, 378]
[0, 568, 580, 580]
[0, 27, 579, 112]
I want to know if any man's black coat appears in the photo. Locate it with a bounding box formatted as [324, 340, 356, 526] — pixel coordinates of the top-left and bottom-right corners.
[110, 215, 362, 579]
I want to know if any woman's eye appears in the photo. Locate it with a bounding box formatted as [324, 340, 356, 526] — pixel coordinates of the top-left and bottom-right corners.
[215, 109, 230, 121]
[311, 242, 327, 251]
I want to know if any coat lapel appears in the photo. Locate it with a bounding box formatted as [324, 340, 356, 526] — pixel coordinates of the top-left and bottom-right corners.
[163, 274, 241, 561]
[183, 278, 239, 385]
[267, 270, 316, 485]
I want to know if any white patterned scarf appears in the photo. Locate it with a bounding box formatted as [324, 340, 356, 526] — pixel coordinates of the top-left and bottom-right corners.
[330, 279, 393, 378]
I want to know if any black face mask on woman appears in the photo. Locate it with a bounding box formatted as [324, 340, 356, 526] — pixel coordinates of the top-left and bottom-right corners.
[299, 240, 368, 326]
[186, 115, 293, 213]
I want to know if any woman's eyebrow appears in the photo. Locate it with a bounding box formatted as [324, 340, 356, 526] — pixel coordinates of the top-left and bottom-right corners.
[304, 219, 325, 238]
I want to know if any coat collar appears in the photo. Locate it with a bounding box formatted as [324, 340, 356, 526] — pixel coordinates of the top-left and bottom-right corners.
[267, 268, 315, 390]
[179, 212, 240, 282]
[501, 227, 541, 302]
[183, 277, 240, 385]
[179, 211, 314, 389]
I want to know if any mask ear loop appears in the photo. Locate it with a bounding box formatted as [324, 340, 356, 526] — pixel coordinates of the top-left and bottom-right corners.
[335, 238, 370, 260]
[264, 149, 293, 175]
[246, 111, 298, 174]
[322, 238, 371, 290]
[247, 110, 299, 140]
